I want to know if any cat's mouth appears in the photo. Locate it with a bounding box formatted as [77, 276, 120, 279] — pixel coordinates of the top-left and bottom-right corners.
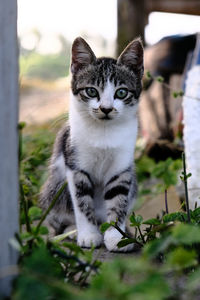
[99, 116, 112, 120]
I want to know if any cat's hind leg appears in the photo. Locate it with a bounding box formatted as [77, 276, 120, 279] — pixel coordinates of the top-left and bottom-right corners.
[39, 149, 75, 235]
[40, 174, 75, 234]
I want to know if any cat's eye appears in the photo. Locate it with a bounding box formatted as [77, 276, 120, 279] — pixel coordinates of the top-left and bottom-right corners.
[85, 87, 98, 98]
[115, 88, 128, 99]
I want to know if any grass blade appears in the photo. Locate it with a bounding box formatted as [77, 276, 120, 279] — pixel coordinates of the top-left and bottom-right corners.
[35, 182, 68, 234]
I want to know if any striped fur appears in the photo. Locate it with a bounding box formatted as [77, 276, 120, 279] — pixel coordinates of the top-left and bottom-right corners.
[40, 37, 143, 252]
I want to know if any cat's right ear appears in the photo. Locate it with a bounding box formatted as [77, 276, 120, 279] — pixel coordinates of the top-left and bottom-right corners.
[71, 37, 96, 74]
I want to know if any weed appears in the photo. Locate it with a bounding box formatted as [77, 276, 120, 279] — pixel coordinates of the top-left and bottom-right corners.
[10, 123, 200, 299]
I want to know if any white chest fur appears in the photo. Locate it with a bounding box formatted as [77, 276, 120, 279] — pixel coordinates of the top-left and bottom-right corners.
[69, 95, 138, 183]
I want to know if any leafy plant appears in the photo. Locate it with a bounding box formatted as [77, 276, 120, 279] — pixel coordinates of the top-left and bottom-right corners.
[11, 123, 200, 300]
[145, 70, 184, 99]
[136, 155, 182, 205]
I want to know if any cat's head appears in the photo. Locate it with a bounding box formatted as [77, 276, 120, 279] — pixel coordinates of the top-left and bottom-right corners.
[70, 37, 143, 122]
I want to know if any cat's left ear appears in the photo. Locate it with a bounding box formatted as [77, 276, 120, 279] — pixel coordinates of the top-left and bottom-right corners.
[117, 38, 144, 79]
[71, 37, 96, 74]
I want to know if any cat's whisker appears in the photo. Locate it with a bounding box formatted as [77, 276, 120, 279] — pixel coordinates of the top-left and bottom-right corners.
[50, 113, 69, 129]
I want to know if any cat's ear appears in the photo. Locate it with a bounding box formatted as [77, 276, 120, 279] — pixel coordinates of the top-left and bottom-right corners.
[117, 38, 144, 78]
[71, 37, 96, 74]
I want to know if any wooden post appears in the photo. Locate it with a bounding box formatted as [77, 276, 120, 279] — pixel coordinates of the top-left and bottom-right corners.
[0, 0, 19, 297]
[117, 0, 146, 55]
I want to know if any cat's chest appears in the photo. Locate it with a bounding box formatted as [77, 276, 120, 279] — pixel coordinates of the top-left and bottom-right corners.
[76, 144, 115, 183]
[70, 110, 137, 182]
[72, 134, 134, 184]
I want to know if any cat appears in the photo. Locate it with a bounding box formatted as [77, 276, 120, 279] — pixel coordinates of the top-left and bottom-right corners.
[40, 37, 143, 252]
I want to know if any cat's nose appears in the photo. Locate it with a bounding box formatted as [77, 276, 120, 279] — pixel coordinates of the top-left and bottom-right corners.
[100, 107, 113, 115]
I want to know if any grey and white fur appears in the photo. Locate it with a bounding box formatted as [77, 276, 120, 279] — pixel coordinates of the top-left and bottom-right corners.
[40, 37, 143, 252]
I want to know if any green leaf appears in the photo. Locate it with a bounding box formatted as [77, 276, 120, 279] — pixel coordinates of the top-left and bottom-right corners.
[20, 232, 34, 242]
[172, 223, 200, 244]
[110, 221, 116, 226]
[51, 229, 77, 242]
[186, 172, 192, 179]
[22, 184, 30, 195]
[38, 226, 49, 235]
[130, 214, 143, 226]
[143, 218, 161, 226]
[166, 247, 197, 270]
[136, 155, 155, 182]
[100, 222, 112, 233]
[163, 171, 177, 187]
[14, 245, 65, 300]
[152, 158, 172, 177]
[28, 206, 42, 221]
[135, 215, 143, 224]
[117, 238, 136, 248]
[171, 159, 182, 170]
[130, 273, 171, 300]
[62, 242, 84, 255]
[9, 237, 21, 251]
[145, 223, 200, 259]
[143, 235, 174, 258]
[18, 122, 26, 130]
[146, 70, 152, 78]
[178, 90, 184, 97]
[191, 207, 200, 220]
[156, 76, 164, 82]
[149, 158, 182, 189]
[172, 91, 178, 98]
[163, 212, 187, 223]
[138, 188, 152, 196]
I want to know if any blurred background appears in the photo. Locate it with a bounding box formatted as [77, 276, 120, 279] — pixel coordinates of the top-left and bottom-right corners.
[18, 0, 117, 123]
[18, 0, 200, 126]
[18, 0, 200, 216]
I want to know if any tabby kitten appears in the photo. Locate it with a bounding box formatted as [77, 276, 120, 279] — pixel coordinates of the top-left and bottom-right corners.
[40, 37, 143, 252]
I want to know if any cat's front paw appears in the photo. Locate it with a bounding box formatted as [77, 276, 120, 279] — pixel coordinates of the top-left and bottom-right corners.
[104, 227, 134, 252]
[77, 231, 103, 248]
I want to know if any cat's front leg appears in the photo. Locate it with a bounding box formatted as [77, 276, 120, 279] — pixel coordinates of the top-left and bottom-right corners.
[67, 169, 102, 248]
[103, 169, 136, 252]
